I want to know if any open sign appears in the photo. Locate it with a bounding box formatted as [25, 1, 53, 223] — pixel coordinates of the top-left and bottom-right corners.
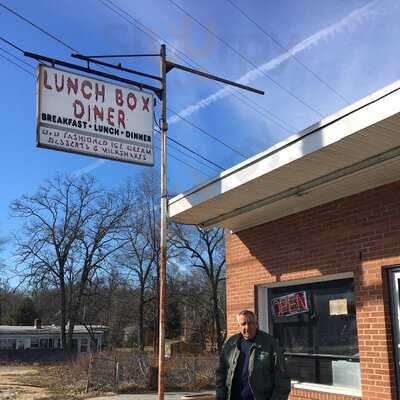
[271, 291, 309, 318]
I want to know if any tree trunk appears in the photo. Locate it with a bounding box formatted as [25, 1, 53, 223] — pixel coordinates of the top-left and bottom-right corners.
[67, 318, 76, 352]
[67, 295, 84, 352]
[138, 285, 145, 351]
[60, 282, 68, 352]
[212, 285, 223, 354]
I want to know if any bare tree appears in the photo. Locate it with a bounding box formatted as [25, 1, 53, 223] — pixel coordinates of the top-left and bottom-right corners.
[11, 174, 131, 351]
[0, 278, 25, 325]
[170, 224, 226, 353]
[115, 199, 155, 350]
[114, 172, 160, 351]
[0, 229, 7, 269]
[74, 269, 134, 348]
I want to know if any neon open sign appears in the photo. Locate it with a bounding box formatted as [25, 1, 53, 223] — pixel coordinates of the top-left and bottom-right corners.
[271, 291, 309, 318]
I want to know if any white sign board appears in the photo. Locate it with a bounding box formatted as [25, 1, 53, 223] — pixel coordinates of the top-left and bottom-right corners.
[36, 65, 154, 165]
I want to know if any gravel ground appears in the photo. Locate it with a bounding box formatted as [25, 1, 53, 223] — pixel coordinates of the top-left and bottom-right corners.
[0, 366, 50, 399]
[87, 392, 215, 400]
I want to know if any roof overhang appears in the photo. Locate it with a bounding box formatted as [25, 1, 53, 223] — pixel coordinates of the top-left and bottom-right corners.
[169, 81, 400, 232]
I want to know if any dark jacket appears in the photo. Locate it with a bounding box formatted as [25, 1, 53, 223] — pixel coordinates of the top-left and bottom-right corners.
[216, 330, 291, 400]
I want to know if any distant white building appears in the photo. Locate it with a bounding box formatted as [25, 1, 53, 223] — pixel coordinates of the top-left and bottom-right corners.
[0, 319, 106, 356]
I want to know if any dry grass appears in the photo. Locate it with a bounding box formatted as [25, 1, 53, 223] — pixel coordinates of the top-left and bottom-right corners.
[88, 352, 218, 394]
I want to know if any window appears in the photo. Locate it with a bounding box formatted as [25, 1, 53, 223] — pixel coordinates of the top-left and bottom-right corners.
[268, 278, 360, 390]
[31, 338, 39, 348]
[80, 338, 88, 353]
[0, 339, 16, 350]
[16, 340, 25, 350]
[90, 338, 98, 352]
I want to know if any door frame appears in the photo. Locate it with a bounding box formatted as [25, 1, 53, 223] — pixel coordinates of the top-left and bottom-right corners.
[387, 266, 400, 400]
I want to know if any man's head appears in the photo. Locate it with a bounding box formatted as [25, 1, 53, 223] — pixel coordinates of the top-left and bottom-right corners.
[236, 310, 258, 340]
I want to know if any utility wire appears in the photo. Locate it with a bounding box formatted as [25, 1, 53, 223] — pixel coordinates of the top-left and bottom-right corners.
[99, 0, 266, 158]
[102, 0, 296, 133]
[154, 128, 223, 171]
[153, 138, 213, 178]
[0, 2, 77, 53]
[168, 107, 249, 158]
[0, 53, 34, 76]
[99, 0, 296, 136]
[166, 135, 223, 170]
[153, 111, 223, 171]
[0, 8, 226, 173]
[0, 39, 216, 178]
[166, 151, 213, 178]
[0, 44, 36, 69]
[0, 35, 24, 52]
[167, 0, 323, 117]
[226, 0, 349, 105]
[1, 2, 248, 167]
[166, 140, 221, 174]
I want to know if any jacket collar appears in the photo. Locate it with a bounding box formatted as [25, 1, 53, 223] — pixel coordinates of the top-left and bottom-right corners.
[235, 330, 262, 348]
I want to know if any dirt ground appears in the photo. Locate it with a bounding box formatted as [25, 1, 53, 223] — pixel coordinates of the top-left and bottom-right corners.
[0, 363, 90, 400]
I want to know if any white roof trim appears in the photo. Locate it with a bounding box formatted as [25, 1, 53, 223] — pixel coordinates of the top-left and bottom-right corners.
[169, 80, 400, 229]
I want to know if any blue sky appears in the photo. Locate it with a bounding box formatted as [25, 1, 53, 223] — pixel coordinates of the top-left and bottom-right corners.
[1, 0, 400, 272]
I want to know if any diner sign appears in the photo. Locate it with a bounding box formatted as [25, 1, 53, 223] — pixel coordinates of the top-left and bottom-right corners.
[36, 65, 154, 165]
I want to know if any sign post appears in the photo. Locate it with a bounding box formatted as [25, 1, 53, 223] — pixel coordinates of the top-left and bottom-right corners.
[26, 46, 264, 400]
[158, 44, 168, 400]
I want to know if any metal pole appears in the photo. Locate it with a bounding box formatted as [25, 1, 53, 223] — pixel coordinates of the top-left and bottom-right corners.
[158, 43, 168, 400]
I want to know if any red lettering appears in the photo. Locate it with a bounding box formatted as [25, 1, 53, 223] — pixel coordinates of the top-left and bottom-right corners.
[81, 80, 92, 100]
[107, 107, 115, 126]
[95, 83, 105, 103]
[118, 110, 125, 129]
[115, 89, 124, 107]
[127, 93, 137, 110]
[73, 100, 84, 118]
[274, 298, 289, 317]
[93, 105, 104, 123]
[288, 296, 297, 313]
[296, 293, 307, 311]
[67, 77, 78, 95]
[142, 96, 150, 112]
[43, 70, 52, 90]
[280, 298, 288, 316]
[54, 73, 64, 92]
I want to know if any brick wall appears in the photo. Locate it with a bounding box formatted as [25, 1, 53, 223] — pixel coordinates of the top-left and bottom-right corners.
[226, 180, 400, 400]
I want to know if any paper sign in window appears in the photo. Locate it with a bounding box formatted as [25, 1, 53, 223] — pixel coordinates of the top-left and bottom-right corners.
[329, 298, 348, 315]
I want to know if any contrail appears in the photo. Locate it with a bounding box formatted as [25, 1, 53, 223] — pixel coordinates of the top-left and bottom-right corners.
[73, 159, 106, 177]
[167, 0, 379, 124]
[74, 0, 380, 175]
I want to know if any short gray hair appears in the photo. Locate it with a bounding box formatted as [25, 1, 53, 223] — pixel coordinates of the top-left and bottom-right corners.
[236, 310, 258, 322]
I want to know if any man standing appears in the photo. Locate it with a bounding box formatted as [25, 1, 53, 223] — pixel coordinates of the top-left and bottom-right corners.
[216, 310, 291, 400]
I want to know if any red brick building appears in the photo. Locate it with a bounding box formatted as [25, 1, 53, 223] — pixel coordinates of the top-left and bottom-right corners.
[170, 81, 400, 400]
